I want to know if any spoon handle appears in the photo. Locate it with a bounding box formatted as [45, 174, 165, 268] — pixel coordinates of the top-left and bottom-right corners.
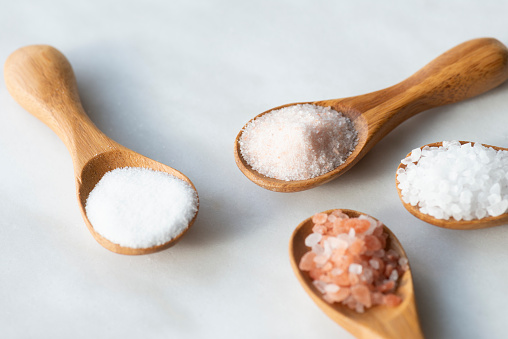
[4, 45, 118, 173]
[356, 38, 508, 140]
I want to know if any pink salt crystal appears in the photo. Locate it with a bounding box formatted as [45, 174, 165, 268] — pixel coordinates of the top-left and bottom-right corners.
[331, 209, 349, 219]
[385, 263, 395, 278]
[371, 292, 384, 305]
[323, 294, 335, 304]
[348, 272, 360, 285]
[322, 262, 333, 272]
[398, 257, 409, 267]
[324, 283, 340, 294]
[300, 210, 406, 312]
[312, 224, 327, 234]
[332, 272, 351, 287]
[309, 268, 323, 280]
[369, 257, 385, 273]
[351, 284, 372, 308]
[299, 251, 316, 271]
[369, 258, 380, 270]
[331, 248, 347, 263]
[344, 295, 358, 310]
[348, 238, 365, 255]
[353, 219, 370, 234]
[332, 219, 349, 234]
[386, 249, 400, 261]
[312, 213, 328, 224]
[373, 225, 384, 237]
[364, 235, 382, 251]
[314, 255, 328, 267]
[313, 280, 327, 293]
[378, 280, 395, 293]
[331, 268, 343, 276]
[348, 263, 363, 275]
[389, 269, 399, 281]
[383, 294, 402, 307]
[360, 267, 374, 284]
[327, 287, 351, 303]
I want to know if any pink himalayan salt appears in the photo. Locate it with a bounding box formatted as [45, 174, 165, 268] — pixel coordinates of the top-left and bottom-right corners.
[239, 104, 358, 181]
[298, 209, 408, 313]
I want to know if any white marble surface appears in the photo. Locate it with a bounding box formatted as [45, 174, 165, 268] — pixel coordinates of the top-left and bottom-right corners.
[1, 1, 508, 338]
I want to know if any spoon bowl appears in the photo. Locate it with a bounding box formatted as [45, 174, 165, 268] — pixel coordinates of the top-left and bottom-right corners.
[4, 45, 199, 255]
[289, 209, 423, 339]
[396, 141, 508, 230]
[235, 38, 508, 192]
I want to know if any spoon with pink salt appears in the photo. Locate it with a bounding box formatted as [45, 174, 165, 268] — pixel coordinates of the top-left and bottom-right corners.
[289, 209, 423, 339]
[234, 38, 508, 192]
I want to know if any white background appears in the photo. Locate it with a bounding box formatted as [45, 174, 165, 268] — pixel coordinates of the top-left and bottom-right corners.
[1, 1, 508, 338]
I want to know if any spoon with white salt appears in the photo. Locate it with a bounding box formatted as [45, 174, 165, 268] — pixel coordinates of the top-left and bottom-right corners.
[396, 141, 508, 230]
[234, 38, 508, 192]
[4, 45, 199, 255]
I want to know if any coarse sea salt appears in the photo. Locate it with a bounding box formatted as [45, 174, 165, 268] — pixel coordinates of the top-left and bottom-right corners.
[239, 104, 358, 181]
[299, 210, 407, 312]
[85, 167, 198, 249]
[397, 141, 508, 220]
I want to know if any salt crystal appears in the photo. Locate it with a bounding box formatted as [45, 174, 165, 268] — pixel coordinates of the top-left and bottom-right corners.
[349, 263, 363, 275]
[313, 280, 327, 293]
[397, 141, 508, 220]
[324, 284, 340, 293]
[239, 104, 358, 181]
[299, 210, 406, 313]
[389, 269, 399, 281]
[85, 167, 198, 249]
[331, 268, 344, 276]
[305, 233, 322, 247]
[410, 148, 422, 162]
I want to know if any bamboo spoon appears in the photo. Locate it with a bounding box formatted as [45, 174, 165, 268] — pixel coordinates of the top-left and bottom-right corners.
[235, 37, 508, 192]
[396, 141, 508, 230]
[4, 45, 199, 255]
[289, 209, 423, 339]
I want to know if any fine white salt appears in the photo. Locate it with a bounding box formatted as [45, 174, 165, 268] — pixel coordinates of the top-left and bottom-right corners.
[397, 141, 508, 220]
[85, 167, 198, 248]
[239, 104, 358, 181]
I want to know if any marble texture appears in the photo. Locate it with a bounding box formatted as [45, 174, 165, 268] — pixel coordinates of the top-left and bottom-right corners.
[1, 1, 508, 338]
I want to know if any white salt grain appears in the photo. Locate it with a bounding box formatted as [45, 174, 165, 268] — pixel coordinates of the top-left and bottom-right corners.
[85, 167, 198, 249]
[397, 141, 508, 220]
[239, 104, 358, 181]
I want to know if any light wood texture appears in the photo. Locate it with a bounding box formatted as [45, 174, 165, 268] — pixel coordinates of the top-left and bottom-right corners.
[235, 38, 508, 192]
[289, 209, 424, 339]
[396, 141, 508, 230]
[4, 45, 199, 255]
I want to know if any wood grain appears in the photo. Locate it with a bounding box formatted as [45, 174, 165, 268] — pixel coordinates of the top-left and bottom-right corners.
[4, 45, 199, 255]
[396, 141, 508, 230]
[235, 38, 508, 192]
[289, 209, 424, 339]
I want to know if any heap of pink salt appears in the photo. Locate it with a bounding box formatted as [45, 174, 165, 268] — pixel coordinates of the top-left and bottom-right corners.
[299, 210, 409, 313]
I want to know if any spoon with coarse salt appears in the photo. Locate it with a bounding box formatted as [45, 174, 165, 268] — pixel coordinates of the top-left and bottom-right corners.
[289, 209, 423, 339]
[234, 38, 508, 192]
[4, 45, 199, 255]
[396, 141, 508, 230]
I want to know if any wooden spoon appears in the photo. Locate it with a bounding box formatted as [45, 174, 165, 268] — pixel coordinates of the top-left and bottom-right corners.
[4, 45, 199, 255]
[289, 209, 423, 339]
[235, 37, 508, 192]
[396, 141, 507, 230]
